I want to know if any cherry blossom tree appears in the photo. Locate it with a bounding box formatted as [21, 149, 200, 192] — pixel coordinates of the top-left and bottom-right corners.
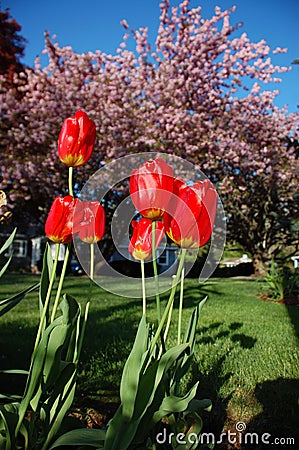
[0, 0, 298, 273]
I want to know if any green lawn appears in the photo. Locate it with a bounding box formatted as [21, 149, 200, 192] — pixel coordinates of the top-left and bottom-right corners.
[0, 274, 298, 446]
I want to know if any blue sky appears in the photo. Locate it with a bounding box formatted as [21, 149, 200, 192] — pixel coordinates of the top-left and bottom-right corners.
[2, 0, 298, 112]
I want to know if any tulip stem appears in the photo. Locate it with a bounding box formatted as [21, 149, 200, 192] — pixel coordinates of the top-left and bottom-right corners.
[151, 221, 161, 323]
[90, 243, 95, 281]
[141, 259, 146, 317]
[68, 166, 74, 197]
[162, 277, 175, 345]
[51, 243, 70, 322]
[177, 266, 185, 345]
[77, 301, 90, 363]
[33, 243, 59, 352]
[150, 248, 187, 354]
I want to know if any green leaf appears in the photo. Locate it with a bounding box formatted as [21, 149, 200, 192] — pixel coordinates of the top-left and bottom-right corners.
[43, 361, 76, 423]
[153, 343, 190, 394]
[152, 382, 199, 423]
[0, 394, 22, 403]
[0, 228, 17, 256]
[186, 398, 212, 415]
[0, 256, 12, 279]
[184, 297, 207, 349]
[131, 343, 193, 447]
[49, 428, 106, 449]
[131, 343, 187, 422]
[105, 343, 191, 450]
[19, 295, 78, 423]
[171, 298, 207, 392]
[105, 317, 150, 450]
[41, 294, 80, 390]
[133, 343, 190, 422]
[60, 293, 81, 328]
[119, 316, 149, 420]
[103, 406, 140, 450]
[0, 283, 39, 317]
[39, 243, 54, 322]
[0, 403, 19, 450]
[39, 296, 83, 449]
[43, 324, 71, 388]
[18, 421, 29, 450]
[174, 411, 204, 450]
[42, 377, 77, 449]
[19, 318, 59, 419]
[0, 370, 28, 375]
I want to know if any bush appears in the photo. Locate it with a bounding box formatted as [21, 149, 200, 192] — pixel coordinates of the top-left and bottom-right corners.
[263, 260, 299, 301]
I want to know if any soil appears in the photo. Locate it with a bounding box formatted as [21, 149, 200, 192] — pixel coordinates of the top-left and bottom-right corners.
[258, 293, 299, 306]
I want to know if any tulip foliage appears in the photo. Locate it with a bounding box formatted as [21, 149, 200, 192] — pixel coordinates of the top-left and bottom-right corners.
[0, 0, 298, 272]
[0, 110, 108, 449]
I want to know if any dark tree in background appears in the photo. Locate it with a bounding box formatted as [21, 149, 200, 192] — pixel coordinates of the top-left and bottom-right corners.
[0, 7, 26, 88]
[0, 7, 27, 233]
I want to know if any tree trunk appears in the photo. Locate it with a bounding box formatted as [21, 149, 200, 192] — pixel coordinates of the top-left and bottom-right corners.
[252, 253, 268, 277]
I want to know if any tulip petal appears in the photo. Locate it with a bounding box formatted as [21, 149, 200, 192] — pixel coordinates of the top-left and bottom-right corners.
[128, 218, 165, 261]
[130, 158, 174, 219]
[58, 110, 96, 167]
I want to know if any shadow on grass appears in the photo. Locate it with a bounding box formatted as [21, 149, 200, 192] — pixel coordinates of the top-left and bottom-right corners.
[286, 304, 299, 342]
[0, 322, 36, 396]
[242, 304, 299, 448]
[70, 297, 143, 412]
[246, 378, 299, 449]
[182, 284, 222, 304]
[189, 354, 232, 439]
[186, 320, 257, 442]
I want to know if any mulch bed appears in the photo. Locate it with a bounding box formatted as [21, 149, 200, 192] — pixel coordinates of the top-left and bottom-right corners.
[258, 293, 299, 306]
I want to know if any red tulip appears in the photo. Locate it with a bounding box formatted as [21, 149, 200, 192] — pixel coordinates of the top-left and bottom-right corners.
[45, 195, 78, 243]
[163, 178, 217, 248]
[58, 110, 96, 167]
[73, 201, 106, 244]
[128, 218, 165, 261]
[130, 158, 174, 219]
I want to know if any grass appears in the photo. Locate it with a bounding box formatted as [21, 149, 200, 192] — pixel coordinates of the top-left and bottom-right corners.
[0, 273, 298, 446]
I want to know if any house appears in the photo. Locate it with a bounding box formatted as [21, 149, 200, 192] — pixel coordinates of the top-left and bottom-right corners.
[217, 253, 254, 277]
[220, 253, 253, 268]
[109, 241, 179, 277]
[0, 233, 47, 273]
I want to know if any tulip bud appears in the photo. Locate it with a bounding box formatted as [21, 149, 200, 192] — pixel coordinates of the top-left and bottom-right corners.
[73, 201, 106, 244]
[58, 110, 96, 167]
[128, 218, 165, 261]
[45, 195, 78, 243]
[130, 158, 174, 219]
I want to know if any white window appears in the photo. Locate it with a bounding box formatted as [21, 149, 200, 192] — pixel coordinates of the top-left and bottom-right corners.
[6, 240, 28, 258]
